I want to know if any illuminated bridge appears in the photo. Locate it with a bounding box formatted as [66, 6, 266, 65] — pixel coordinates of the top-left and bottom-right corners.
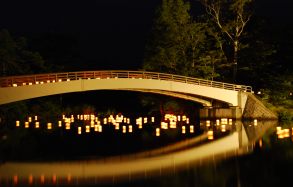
[0, 70, 252, 108]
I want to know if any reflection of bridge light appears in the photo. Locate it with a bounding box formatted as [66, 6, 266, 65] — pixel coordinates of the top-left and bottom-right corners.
[28, 117, 32, 123]
[103, 118, 107, 124]
[177, 115, 181, 121]
[151, 117, 155, 123]
[65, 123, 70, 130]
[186, 118, 189, 124]
[13, 175, 18, 185]
[229, 119, 233, 125]
[13, 83, 18, 87]
[29, 175, 33, 185]
[58, 79, 62, 82]
[254, 119, 257, 126]
[206, 120, 211, 127]
[161, 122, 168, 129]
[221, 125, 226, 132]
[29, 82, 33, 85]
[144, 117, 147, 124]
[36, 81, 39, 84]
[221, 118, 228, 125]
[122, 126, 126, 133]
[34, 115, 38, 121]
[40, 175, 45, 184]
[90, 120, 94, 128]
[58, 121, 62, 127]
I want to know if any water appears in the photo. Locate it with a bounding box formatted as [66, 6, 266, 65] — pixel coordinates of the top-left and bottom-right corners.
[0, 113, 291, 187]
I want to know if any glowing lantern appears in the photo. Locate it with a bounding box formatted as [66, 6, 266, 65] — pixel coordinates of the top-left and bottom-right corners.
[40, 81, 44, 84]
[94, 125, 98, 132]
[58, 121, 62, 127]
[156, 128, 160, 136]
[221, 118, 228, 125]
[35, 81, 39, 84]
[228, 119, 233, 125]
[190, 125, 194, 133]
[67, 79, 70, 81]
[207, 130, 214, 140]
[206, 120, 211, 127]
[25, 122, 29, 128]
[129, 125, 133, 133]
[47, 123, 52, 130]
[58, 79, 62, 82]
[78, 127, 82, 134]
[22, 82, 26, 86]
[28, 117, 32, 123]
[161, 122, 168, 129]
[182, 115, 187, 121]
[182, 126, 186, 134]
[47, 80, 50, 83]
[65, 123, 70, 130]
[90, 120, 95, 128]
[35, 122, 40, 128]
[144, 117, 147, 124]
[28, 82, 33, 85]
[122, 126, 126, 133]
[221, 125, 226, 132]
[170, 121, 176, 128]
[85, 125, 90, 133]
[16, 120, 20, 127]
[13, 83, 17, 87]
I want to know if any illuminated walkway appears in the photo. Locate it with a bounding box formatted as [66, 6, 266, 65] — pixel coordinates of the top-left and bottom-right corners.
[0, 70, 252, 106]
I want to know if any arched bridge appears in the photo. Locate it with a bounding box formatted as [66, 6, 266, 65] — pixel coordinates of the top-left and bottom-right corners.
[0, 70, 252, 107]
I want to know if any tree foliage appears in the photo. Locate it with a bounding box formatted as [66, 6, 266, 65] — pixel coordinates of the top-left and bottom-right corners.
[0, 29, 46, 76]
[144, 0, 218, 79]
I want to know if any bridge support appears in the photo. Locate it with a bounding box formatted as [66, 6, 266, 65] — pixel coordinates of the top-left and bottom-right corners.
[199, 107, 242, 119]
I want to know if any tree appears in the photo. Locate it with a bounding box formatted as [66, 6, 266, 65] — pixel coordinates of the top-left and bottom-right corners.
[0, 29, 46, 76]
[199, 0, 254, 82]
[144, 0, 216, 79]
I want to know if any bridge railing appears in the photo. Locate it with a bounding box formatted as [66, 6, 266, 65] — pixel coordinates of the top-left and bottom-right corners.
[0, 70, 253, 92]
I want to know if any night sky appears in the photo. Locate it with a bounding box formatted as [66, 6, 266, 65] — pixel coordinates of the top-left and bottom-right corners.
[0, 0, 293, 70]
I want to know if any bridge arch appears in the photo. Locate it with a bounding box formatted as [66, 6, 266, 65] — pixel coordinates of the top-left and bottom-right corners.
[0, 71, 252, 107]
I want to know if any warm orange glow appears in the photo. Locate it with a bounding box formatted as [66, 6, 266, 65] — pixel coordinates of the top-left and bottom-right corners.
[103, 118, 107, 124]
[94, 125, 98, 132]
[52, 174, 57, 184]
[65, 123, 70, 130]
[16, 120, 20, 127]
[40, 175, 45, 184]
[35, 122, 40, 128]
[221, 124, 226, 132]
[182, 126, 186, 134]
[47, 123, 52, 130]
[221, 118, 228, 125]
[129, 125, 133, 133]
[190, 125, 194, 133]
[58, 121, 62, 127]
[216, 119, 220, 126]
[13, 175, 18, 185]
[156, 128, 160, 136]
[29, 174, 33, 185]
[34, 115, 38, 121]
[259, 139, 262, 148]
[67, 174, 71, 183]
[170, 121, 176, 128]
[122, 126, 127, 133]
[186, 118, 189, 124]
[127, 118, 130, 124]
[90, 120, 95, 128]
[85, 125, 90, 133]
[144, 117, 147, 123]
[28, 117, 32, 123]
[254, 119, 257, 126]
[98, 125, 102, 132]
[78, 127, 82, 134]
[228, 119, 233, 125]
[25, 122, 29, 128]
[206, 120, 211, 127]
[207, 130, 214, 140]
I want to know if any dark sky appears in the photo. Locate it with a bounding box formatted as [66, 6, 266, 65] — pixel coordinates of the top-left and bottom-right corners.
[0, 0, 292, 70]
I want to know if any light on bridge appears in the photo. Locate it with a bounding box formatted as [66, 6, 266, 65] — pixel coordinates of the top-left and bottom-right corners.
[78, 127, 82, 134]
[156, 128, 160, 136]
[190, 125, 194, 133]
[25, 122, 29, 128]
[182, 126, 186, 134]
[35, 122, 40, 128]
[16, 120, 20, 127]
[207, 130, 214, 140]
[85, 125, 90, 133]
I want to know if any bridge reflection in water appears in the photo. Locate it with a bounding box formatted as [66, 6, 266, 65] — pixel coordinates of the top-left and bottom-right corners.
[0, 120, 276, 186]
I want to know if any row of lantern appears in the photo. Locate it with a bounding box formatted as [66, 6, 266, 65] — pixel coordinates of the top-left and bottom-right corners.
[276, 126, 293, 139]
[15, 114, 194, 136]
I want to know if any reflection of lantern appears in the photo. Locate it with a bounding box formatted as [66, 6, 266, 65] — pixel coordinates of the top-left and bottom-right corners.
[16, 121, 20, 127]
[115, 123, 119, 130]
[229, 119, 233, 125]
[161, 122, 168, 129]
[144, 117, 147, 124]
[190, 125, 194, 133]
[182, 115, 187, 121]
[186, 118, 189, 124]
[177, 116, 181, 121]
[221, 125, 226, 132]
[34, 116, 38, 121]
[78, 127, 82, 134]
[35, 122, 40, 128]
[47, 123, 52, 130]
[94, 125, 98, 131]
[221, 118, 228, 125]
[28, 117, 32, 123]
[98, 125, 102, 132]
[151, 117, 155, 123]
[206, 120, 211, 127]
[25, 122, 29, 128]
[216, 119, 219, 126]
[127, 118, 130, 124]
[90, 121, 95, 128]
[103, 118, 107, 124]
[156, 128, 160, 136]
